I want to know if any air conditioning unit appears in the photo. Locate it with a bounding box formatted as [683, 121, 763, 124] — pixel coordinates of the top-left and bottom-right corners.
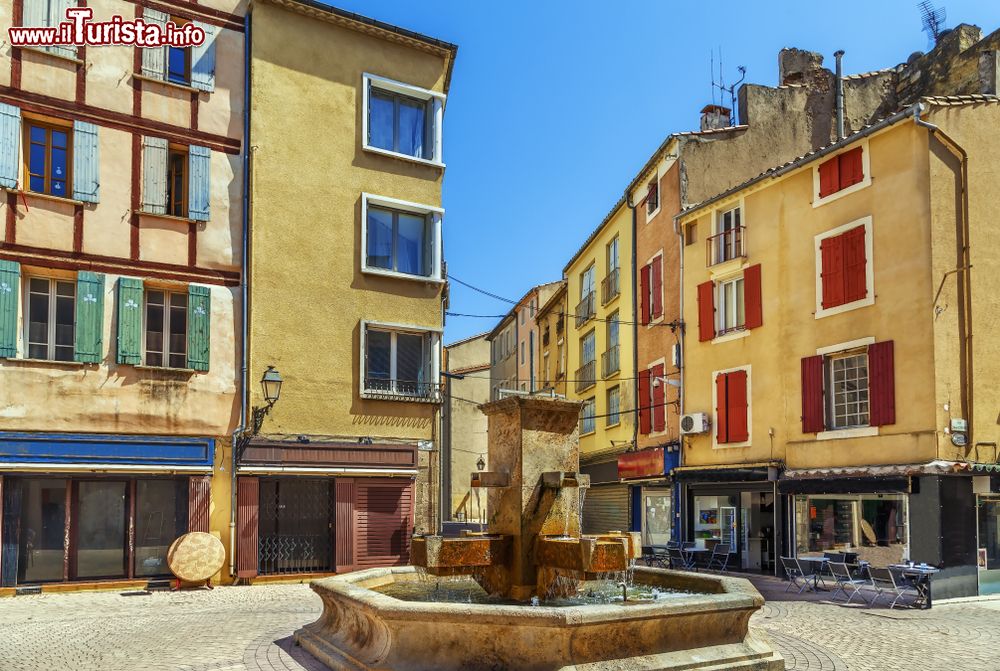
[680, 413, 710, 435]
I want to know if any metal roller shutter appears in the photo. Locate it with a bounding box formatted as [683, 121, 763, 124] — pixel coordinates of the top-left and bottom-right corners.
[236, 477, 259, 578]
[582, 484, 630, 535]
[355, 479, 414, 568]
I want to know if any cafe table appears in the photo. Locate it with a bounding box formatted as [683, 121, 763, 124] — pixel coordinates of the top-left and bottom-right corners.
[889, 563, 940, 609]
[797, 554, 832, 589]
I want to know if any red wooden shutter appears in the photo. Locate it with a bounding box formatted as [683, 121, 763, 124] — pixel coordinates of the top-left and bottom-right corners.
[869, 340, 896, 426]
[801, 355, 825, 433]
[335, 478, 356, 572]
[820, 234, 845, 309]
[236, 477, 259, 578]
[355, 479, 414, 568]
[188, 475, 211, 533]
[640, 264, 651, 325]
[715, 373, 728, 443]
[838, 147, 864, 188]
[818, 156, 840, 197]
[843, 226, 867, 303]
[697, 281, 715, 342]
[638, 369, 652, 435]
[726, 370, 748, 443]
[743, 264, 763, 329]
[651, 256, 663, 319]
[651, 363, 665, 433]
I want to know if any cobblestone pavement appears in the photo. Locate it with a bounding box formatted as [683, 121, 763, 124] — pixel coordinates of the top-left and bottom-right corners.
[2, 580, 1000, 670]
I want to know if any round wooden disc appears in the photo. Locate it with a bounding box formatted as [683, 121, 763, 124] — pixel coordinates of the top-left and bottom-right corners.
[167, 532, 226, 583]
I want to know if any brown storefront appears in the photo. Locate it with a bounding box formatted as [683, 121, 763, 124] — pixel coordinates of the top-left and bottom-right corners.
[235, 440, 417, 578]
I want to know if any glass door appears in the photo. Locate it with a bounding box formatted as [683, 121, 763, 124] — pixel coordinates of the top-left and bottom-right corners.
[75, 481, 128, 579]
[641, 490, 672, 546]
[17, 479, 67, 583]
[978, 496, 1000, 595]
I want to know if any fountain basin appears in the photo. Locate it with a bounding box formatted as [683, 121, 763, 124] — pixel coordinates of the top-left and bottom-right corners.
[534, 536, 634, 575]
[410, 534, 510, 576]
[294, 566, 783, 671]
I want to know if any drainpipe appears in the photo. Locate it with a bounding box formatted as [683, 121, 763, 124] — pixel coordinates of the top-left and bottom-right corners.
[230, 9, 252, 579]
[834, 50, 845, 141]
[912, 104, 974, 446]
[672, 152, 686, 544]
[624, 193, 638, 453]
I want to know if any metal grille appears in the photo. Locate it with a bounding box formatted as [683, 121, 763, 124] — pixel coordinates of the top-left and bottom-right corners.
[258, 479, 333, 575]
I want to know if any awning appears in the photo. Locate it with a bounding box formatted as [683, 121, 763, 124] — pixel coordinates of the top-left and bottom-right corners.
[782, 460, 992, 480]
[673, 462, 781, 483]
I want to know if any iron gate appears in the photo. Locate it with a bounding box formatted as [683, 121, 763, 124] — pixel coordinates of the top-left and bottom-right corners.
[258, 478, 334, 575]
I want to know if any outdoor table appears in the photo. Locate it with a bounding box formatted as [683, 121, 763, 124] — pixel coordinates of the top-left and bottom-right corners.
[890, 563, 940, 609]
[798, 554, 831, 589]
[686, 547, 711, 569]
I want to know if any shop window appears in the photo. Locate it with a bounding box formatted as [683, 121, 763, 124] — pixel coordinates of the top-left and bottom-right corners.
[26, 277, 75, 361]
[258, 478, 334, 575]
[794, 494, 908, 565]
[134, 479, 188, 577]
[641, 490, 672, 546]
[75, 480, 127, 579]
[16, 478, 67, 583]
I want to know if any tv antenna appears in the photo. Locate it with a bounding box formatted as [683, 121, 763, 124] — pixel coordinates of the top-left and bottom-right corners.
[918, 1, 947, 45]
[710, 48, 746, 126]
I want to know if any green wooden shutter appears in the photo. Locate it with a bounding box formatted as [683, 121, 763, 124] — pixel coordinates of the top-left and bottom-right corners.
[186, 285, 210, 371]
[73, 271, 105, 363]
[0, 260, 20, 358]
[116, 277, 143, 365]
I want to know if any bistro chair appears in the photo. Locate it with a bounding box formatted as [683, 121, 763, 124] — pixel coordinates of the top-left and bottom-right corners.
[643, 545, 669, 569]
[868, 566, 919, 609]
[706, 544, 731, 572]
[668, 546, 696, 571]
[829, 562, 870, 605]
[781, 556, 816, 593]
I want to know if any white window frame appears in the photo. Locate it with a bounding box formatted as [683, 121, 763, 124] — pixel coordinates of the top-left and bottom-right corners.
[711, 364, 752, 449]
[643, 251, 664, 327]
[711, 202, 745, 266]
[360, 319, 442, 402]
[362, 73, 445, 168]
[143, 287, 189, 369]
[813, 215, 875, 320]
[812, 139, 872, 208]
[23, 275, 76, 361]
[361, 193, 443, 283]
[645, 177, 661, 220]
[715, 275, 745, 337]
[815, 337, 879, 441]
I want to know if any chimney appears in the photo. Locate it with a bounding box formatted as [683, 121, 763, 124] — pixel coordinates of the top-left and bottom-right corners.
[834, 50, 845, 140]
[700, 104, 731, 131]
[980, 49, 999, 95]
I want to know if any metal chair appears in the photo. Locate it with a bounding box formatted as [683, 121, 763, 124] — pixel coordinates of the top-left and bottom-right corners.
[643, 545, 669, 569]
[868, 566, 919, 609]
[706, 543, 731, 572]
[781, 556, 816, 593]
[667, 546, 695, 571]
[829, 561, 870, 605]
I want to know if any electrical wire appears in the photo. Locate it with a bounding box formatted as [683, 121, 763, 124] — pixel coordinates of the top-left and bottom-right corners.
[445, 391, 679, 422]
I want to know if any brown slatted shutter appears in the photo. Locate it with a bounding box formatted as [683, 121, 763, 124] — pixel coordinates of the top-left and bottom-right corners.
[801, 355, 825, 433]
[869, 340, 896, 426]
[236, 477, 259, 578]
[743, 264, 763, 329]
[640, 264, 651, 325]
[638, 369, 652, 435]
[335, 478, 356, 573]
[355, 479, 414, 568]
[697, 281, 715, 341]
[651, 363, 665, 433]
[188, 475, 211, 533]
[651, 256, 663, 319]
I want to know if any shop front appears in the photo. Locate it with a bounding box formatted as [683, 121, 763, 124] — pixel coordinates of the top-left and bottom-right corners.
[580, 458, 630, 535]
[617, 446, 680, 546]
[675, 463, 781, 574]
[974, 474, 1000, 595]
[237, 440, 417, 578]
[0, 433, 215, 588]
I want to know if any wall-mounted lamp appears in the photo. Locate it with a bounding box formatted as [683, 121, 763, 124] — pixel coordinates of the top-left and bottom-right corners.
[236, 366, 284, 462]
[476, 455, 486, 472]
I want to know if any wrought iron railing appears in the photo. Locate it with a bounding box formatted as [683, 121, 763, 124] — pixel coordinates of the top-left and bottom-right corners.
[575, 292, 596, 328]
[601, 345, 620, 378]
[601, 268, 620, 305]
[706, 225, 746, 266]
[363, 377, 442, 402]
[575, 361, 596, 393]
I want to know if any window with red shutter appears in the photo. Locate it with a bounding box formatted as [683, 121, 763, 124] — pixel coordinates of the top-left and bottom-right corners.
[838, 147, 864, 189]
[651, 256, 663, 319]
[801, 355, 825, 433]
[726, 370, 748, 443]
[868, 340, 895, 426]
[651, 363, 665, 432]
[640, 265, 651, 325]
[697, 281, 715, 341]
[820, 234, 846, 309]
[818, 157, 840, 197]
[638, 369, 652, 434]
[715, 373, 728, 443]
[743, 264, 762, 329]
[843, 226, 867, 303]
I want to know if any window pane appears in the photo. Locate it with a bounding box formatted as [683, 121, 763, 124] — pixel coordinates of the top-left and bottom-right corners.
[582, 332, 595, 363]
[366, 207, 394, 270]
[76, 481, 127, 579]
[17, 478, 67, 583]
[29, 142, 46, 178]
[29, 126, 46, 144]
[608, 314, 619, 346]
[28, 287, 49, 349]
[366, 329, 391, 380]
[145, 292, 164, 365]
[735, 278, 745, 328]
[168, 152, 186, 218]
[51, 147, 67, 196]
[51, 131, 67, 150]
[396, 213, 427, 276]
[135, 480, 187, 577]
[167, 46, 187, 83]
[29, 175, 44, 192]
[398, 98, 426, 158]
[369, 90, 395, 151]
[55, 291, 74, 349]
[396, 332, 424, 384]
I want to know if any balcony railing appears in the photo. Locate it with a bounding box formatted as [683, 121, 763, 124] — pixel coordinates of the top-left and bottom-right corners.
[601, 345, 620, 378]
[706, 225, 746, 266]
[575, 361, 596, 393]
[601, 268, 620, 305]
[575, 292, 596, 328]
[363, 377, 442, 403]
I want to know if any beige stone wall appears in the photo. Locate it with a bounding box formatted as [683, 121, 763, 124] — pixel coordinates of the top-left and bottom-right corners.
[443, 334, 489, 522]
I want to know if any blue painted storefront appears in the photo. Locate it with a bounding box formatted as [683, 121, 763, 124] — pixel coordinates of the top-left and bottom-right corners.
[0, 432, 214, 468]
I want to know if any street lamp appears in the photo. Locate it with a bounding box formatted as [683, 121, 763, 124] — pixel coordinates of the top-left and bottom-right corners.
[476, 455, 486, 472]
[236, 366, 284, 462]
[261, 365, 283, 406]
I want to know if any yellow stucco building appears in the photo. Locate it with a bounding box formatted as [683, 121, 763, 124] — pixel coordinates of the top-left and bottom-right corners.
[676, 98, 1000, 598]
[564, 198, 636, 533]
[239, 0, 455, 578]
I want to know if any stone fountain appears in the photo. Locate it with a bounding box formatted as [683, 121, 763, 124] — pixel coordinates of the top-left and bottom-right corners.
[295, 396, 783, 671]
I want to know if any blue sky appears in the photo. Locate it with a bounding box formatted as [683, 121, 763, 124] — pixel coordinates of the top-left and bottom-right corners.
[329, 0, 1000, 343]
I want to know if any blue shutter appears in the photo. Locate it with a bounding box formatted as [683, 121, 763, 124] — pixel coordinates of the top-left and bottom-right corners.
[141, 9, 168, 79]
[190, 22, 217, 92]
[0, 260, 20, 358]
[0, 103, 21, 189]
[47, 0, 76, 59]
[141, 136, 168, 214]
[72, 120, 100, 203]
[188, 145, 211, 221]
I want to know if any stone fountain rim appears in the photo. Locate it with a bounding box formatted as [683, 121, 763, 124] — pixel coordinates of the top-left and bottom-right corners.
[308, 566, 764, 627]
